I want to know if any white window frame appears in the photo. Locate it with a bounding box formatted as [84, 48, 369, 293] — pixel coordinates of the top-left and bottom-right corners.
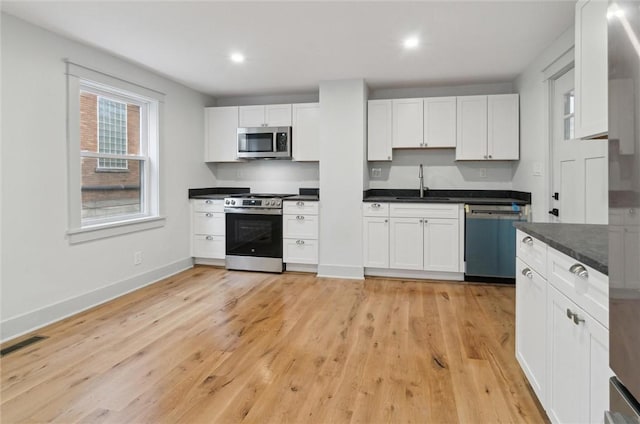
[66, 60, 165, 244]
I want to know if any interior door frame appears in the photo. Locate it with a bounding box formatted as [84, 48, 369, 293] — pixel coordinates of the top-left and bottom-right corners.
[543, 47, 575, 222]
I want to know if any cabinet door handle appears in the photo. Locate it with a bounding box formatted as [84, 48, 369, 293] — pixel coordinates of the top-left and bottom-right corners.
[205, 236, 213, 241]
[522, 236, 533, 246]
[424, 142, 428, 147]
[387, 156, 391, 160]
[296, 215, 304, 220]
[297, 201, 304, 207]
[573, 314, 585, 325]
[566, 308, 575, 320]
[488, 155, 492, 159]
[205, 213, 213, 217]
[384, 219, 388, 223]
[419, 219, 423, 223]
[484, 155, 488, 159]
[569, 263, 589, 279]
[205, 200, 213, 204]
[521, 268, 533, 279]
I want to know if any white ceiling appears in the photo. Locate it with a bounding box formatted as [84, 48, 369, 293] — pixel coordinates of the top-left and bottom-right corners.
[1, 1, 575, 98]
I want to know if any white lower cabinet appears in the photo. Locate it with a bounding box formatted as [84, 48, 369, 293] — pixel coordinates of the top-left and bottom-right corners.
[516, 231, 611, 424]
[192, 199, 225, 259]
[283, 200, 318, 266]
[363, 202, 463, 276]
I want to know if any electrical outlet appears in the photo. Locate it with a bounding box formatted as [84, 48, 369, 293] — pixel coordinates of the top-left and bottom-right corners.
[371, 167, 382, 177]
[134, 251, 143, 265]
[533, 162, 543, 176]
[479, 168, 487, 178]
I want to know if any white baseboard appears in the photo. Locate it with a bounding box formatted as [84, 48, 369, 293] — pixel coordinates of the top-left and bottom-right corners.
[364, 268, 464, 282]
[317, 264, 364, 280]
[285, 263, 318, 273]
[1, 257, 194, 343]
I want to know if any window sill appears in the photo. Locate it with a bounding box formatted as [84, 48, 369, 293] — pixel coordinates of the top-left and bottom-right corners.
[67, 215, 165, 244]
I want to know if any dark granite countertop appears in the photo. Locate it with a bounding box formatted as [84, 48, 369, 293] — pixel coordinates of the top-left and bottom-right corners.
[514, 222, 608, 275]
[363, 189, 531, 205]
[285, 195, 319, 201]
[189, 187, 250, 199]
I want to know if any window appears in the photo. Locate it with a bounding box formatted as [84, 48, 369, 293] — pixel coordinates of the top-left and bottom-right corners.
[563, 89, 575, 141]
[67, 61, 164, 243]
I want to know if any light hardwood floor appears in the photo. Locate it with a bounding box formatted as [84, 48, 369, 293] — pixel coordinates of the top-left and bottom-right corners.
[1, 266, 547, 423]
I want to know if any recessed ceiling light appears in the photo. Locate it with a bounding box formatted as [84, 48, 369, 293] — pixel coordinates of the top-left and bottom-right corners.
[403, 36, 419, 49]
[230, 53, 245, 63]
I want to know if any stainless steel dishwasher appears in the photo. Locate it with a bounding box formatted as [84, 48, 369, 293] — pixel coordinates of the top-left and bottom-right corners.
[464, 204, 529, 283]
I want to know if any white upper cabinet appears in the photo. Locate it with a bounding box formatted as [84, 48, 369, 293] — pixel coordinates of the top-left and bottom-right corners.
[456, 95, 488, 160]
[292, 103, 319, 161]
[488, 94, 520, 160]
[575, 0, 608, 139]
[392, 98, 424, 148]
[204, 106, 240, 162]
[424, 97, 457, 148]
[239, 104, 292, 127]
[456, 94, 519, 160]
[367, 100, 393, 161]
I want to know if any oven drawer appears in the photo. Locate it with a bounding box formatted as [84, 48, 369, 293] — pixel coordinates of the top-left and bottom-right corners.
[283, 214, 318, 239]
[283, 200, 319, 215]
[192, 199, 224, 213]
[283, 238, 318, 264]
[193, 212, 225, 236]
[389, 203, 459, 219]
[363, 202, 389, 217]
[516, 230, 548, 277]
[193, 235, 225, 259]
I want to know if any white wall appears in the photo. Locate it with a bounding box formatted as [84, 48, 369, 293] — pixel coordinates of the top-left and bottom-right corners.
[208, 161, 319, 194]
[513, 27, 574, 221]
[0, 14, 215, 340]
[368, 150, 514, 190]
[318, 79, 366, 279]
[216, 92, 319, 107]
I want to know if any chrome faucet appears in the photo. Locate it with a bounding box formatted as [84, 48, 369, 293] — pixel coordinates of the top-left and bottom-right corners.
[419, 164, 427, 198]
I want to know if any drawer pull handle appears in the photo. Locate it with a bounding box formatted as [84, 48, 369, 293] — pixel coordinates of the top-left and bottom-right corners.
[569, 263, 589, 279]
[521, 268, 533, 279]
[522, 236, 533, 246]
[205, 213, 213, 217]
[297, 201, 304, 207]
[566, 308, 586, 325]
[205, 200, 213, 204]
[205, 236, 213, 241]
[372, 203, 380, 208]
[296, 215, 304, 220]
[296, 240, 305, 245]
[384, 219, 388, 223]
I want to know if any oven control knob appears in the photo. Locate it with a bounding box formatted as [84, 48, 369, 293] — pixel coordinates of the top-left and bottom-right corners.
[266, 200, 272, 206]
[231, 200, 236, 205]
[225, 200, 230, 205]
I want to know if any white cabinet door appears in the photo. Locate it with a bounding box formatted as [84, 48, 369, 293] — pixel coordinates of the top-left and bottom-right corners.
[204, 106, 240, 162]
[488, 94, 519, 160]
[515, 259, 547, 404]
[292, 103, 319, 161]
[193, 235, 225, 259]
[392, 98, 423, 148]
[575, 0, 608, 139]
[587, 314, 611, 424]
[367, 100, 393, 161]
[238, 105, 266, 127]
[423, 218, 459, 272]
[283, 214, 319, 239]
[266, 104, 292, 126]
[424, 97, 456, 148]
[363, 217, 389, 268]
[456, 96, 488, 160]
[389, 218, 423, 270]
[193, 212, 225, 236]
[283, 238, 318, 264]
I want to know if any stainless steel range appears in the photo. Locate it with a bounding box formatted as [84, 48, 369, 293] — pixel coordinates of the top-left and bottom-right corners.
[224, 194, 295, 273]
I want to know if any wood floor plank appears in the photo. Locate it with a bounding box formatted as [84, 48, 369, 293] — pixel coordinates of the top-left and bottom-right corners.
[0, 267, 547, 424]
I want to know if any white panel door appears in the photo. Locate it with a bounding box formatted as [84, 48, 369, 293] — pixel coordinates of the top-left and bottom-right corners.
[266, 104, 292, 126]
[389, 218, 423, 270]
[487, 94, 519, 160]
[575, 0, 608, 139]
[363, 217, 389, 268]
[456, 96, 488, 160]
[238, 105, 266, 127]
[392, 98, 423, 148]
[367, 100, 393, 161]
[423, 218, 459, 272]
[515, 259, 547, 404]
[424, 97, 456, 148]
[204, 106, 240, 162]
[292, 103, 319, 161]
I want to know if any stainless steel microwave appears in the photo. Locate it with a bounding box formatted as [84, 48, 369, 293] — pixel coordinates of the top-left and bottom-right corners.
[237, 127, 292, 159]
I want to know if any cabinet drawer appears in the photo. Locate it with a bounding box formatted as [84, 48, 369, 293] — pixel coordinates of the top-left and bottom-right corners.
[363, 202, 389, 217]
[283, 214, 318, 239]
[283, 238, 318, 264]
[516, 230, 548, 277]
[194, 212, 225, 236]
[192, 199, 224, 213]
[193, 235, 225, 259]
[390, 203, 459, 219]
[283, 200, 319, 215]
[547, 247, 608, 328]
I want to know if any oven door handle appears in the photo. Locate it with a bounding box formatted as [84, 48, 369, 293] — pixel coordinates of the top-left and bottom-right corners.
[224, 207, 283, 215]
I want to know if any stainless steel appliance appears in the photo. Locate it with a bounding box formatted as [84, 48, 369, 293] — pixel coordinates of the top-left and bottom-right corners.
[608, 1, 640, 421]
[464, 204, 529, 282]
[237, 127, 292, 159]
[224, 194, 294, 273]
